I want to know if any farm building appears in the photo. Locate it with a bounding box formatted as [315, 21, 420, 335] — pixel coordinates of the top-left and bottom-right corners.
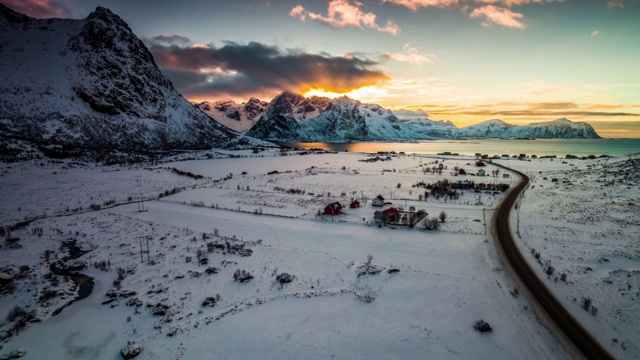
[476, 161, 486, 167]
[477, 169, 486, 177]
[503, 173, 510, 178]
[374, 207, 400, 224]
[372, 195, 385, 207]
[350, 200, 360, 209]
[458, 168, 466, 175]
[324, 202, 343, 215]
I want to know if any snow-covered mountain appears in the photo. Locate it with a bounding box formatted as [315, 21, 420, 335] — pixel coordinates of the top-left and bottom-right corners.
[246, 92, 461, 141]
[194, 98, 269, 132]
[0, 5, 247, 153]
[247, 93, 422, 141]
[237, 93, 600, 141]
[458, 118, 600, 139]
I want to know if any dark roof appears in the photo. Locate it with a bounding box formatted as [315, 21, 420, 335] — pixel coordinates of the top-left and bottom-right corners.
[327, 202, 343, 210]
[376, 195, 385, 200]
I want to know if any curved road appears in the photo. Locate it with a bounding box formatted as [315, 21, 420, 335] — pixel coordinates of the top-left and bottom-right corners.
[492, 163, 613, 360]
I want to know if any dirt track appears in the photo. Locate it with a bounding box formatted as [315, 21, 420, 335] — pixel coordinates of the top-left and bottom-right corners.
[492, 164, 613, 360]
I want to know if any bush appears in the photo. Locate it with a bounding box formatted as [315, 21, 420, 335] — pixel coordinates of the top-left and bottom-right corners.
[422, 217, 440, 231]
[6, 306, 26, 322]
[233, 269, 253, 283]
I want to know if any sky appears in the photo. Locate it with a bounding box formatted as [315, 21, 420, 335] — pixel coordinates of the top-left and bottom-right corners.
[3, 0, 640, 137]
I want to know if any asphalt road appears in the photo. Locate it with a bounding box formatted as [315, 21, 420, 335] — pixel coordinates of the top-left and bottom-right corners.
[492, 164, 613, 360]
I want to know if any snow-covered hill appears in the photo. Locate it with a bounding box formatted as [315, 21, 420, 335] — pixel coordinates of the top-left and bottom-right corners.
[0, 5, 250, 153]
[238, 93, 601, 141]
[458, 118, 600, 139]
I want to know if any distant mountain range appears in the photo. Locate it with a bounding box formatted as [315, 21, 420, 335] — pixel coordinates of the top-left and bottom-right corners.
[196, 92, 601, 141]
[0, 4, 601, 160]
[0, 4, 259, 154]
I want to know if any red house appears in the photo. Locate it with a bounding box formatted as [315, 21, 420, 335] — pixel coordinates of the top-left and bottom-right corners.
[458, 168, 466, 175]
[476, 161, 486, 167]
[324, 202, 343, 215]
[374, 207, 400, 224]
[350, 200, 360, 209]
[382, 207, 399, 219]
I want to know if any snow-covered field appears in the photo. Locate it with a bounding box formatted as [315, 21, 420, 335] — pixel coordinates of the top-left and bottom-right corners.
[496, 155, 640, 359]
[2, 149, 633, 359]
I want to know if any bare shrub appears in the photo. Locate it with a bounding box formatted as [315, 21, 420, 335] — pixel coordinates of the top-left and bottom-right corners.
[6, 306, 26, 322]
[422, 217, 440, 231]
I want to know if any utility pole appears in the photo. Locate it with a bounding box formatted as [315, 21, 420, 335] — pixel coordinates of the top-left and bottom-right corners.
[136, 176, 145, 212]
[483, 208, 486, 234]
[136, 236, 151, 263]
[137, 196, 145, 212]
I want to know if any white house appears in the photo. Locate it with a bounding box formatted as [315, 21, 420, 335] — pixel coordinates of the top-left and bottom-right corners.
[477, 169, 486, 177]
[372, 195, 385, 207]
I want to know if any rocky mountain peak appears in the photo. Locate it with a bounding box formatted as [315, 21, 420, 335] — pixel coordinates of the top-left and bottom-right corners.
[0, 3, 30, 24]
[0, 5, 247, 154]
[66, 7, 174, 118]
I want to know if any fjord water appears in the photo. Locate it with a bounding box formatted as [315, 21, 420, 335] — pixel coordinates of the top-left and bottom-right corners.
[283, 139, 640, 158]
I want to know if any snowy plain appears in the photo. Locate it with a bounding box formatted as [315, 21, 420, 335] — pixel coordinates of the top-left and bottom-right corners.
[495, 155, 640, 359]
[0, 149, 635, 359]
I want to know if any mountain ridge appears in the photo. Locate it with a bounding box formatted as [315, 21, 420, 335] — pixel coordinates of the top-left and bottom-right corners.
[199, 92, 601, 141]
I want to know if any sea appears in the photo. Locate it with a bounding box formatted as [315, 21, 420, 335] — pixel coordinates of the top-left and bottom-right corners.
[281, 138, 640, 158]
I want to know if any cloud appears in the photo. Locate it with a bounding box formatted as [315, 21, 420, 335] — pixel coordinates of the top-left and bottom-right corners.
[384, 0, 563, 9]
[381, 0, 460, 10]
[392, 108, 431, 119]
[416, 101, 639, 117]
[1, 0, 73, 18]
[290, 0, 400, 35]
[607, 0, 625, 8]
[590, 30, 601, 37]
[469, 5, 526, 28]
[382, 0, 565, 29]
[384, 44, 435, 64]
[147, 39, 390, 100]
[474, 0, 564, 5]
[150, 34, 192, 46]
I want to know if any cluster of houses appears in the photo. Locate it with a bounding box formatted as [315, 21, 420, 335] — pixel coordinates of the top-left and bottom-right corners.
[323, 195, 427, 227]
[323, 200, 361, 215]
[455, 162, 511, 179]
[323, 195, 386, 216]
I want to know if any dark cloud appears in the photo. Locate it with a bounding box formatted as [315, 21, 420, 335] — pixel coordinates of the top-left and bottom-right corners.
[147, 40, 390, 100]
[150, 34, 192, 46]
[1, 0, 73, 18]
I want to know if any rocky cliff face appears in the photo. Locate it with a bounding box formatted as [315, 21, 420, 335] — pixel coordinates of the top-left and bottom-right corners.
[0, 5, 243, 152]
[194, 98, 269, 132]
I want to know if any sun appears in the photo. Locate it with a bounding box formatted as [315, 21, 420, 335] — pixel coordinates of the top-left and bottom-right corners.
[303, 88, 349, 99]
[303, 86, 387, 102]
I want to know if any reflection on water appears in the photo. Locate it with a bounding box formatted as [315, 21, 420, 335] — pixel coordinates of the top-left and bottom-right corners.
[280, 139, 640, 158]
